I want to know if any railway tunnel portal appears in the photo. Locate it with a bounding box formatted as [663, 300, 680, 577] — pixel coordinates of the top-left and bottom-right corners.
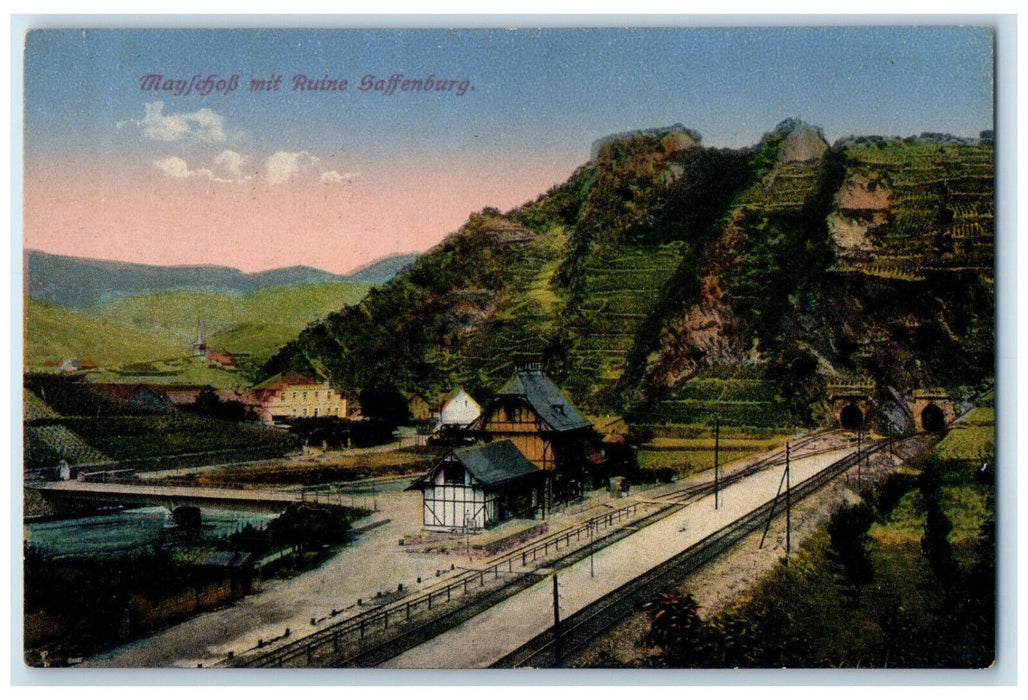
[827, 382, 875, 430]
[911, 389, 956, 433]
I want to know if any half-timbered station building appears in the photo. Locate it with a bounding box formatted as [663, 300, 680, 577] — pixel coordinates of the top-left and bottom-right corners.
[476, 365, 603, 506]
[408, 440, 543, 532]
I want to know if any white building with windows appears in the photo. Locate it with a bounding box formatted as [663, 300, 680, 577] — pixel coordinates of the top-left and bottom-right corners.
[435, 388, 482, 429]
[245, 372, 347, 424]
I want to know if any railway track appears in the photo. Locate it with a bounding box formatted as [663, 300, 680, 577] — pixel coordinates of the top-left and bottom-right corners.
[224, 498, 674, 668]
[493, 432, 935, 668]
[224, 427, 876, 669]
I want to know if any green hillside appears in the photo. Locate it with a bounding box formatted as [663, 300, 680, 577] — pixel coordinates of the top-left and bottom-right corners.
[263, 121, 994, 430]
[96, 281, 374, 346]
[24, 300, 182, 368]
[26, 281, 375, 386]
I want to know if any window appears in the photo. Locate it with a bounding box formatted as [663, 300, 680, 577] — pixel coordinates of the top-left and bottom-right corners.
[442, 462, 466, 485]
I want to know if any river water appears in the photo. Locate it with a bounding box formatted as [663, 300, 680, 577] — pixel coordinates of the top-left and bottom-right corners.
[24, 507, 274, 558]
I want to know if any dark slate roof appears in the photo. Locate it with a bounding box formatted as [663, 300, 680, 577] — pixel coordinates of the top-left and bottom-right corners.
[456, 440, 540, 487]
[408, 440, 540, 490]
[497, 369, 591, 432]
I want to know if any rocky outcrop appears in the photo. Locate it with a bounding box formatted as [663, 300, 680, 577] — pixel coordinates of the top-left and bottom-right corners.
[591, 124, 701, 160]
[778, 121, 830, 164]
[829, 173, 892, 252]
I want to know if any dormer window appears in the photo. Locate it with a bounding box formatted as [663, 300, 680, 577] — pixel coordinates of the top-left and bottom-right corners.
[442, 462, 466, 485]
[552, 404, 565, 416]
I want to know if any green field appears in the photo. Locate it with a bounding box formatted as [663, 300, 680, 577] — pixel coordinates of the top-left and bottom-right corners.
[635, 428, 792, 476]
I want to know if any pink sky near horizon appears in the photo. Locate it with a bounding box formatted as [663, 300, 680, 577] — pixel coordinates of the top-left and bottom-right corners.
[23, 159, 571, 275]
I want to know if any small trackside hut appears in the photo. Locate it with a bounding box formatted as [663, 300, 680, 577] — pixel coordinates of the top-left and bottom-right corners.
[408, 440, 543, 532]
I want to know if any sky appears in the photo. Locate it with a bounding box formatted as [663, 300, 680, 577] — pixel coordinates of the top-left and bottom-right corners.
[21, 26, 995, 275]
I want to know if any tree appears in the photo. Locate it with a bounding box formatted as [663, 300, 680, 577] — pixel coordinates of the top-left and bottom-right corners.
[642, 591, 712, 666]
[826, 503, 875, 587]
[919, 459, 957, 585]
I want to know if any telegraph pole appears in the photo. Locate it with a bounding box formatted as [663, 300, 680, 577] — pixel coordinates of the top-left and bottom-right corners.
[713, 419, 720, 510]
[589, 519, 595, 578]
[552, 574, 561, 664]
[856, 428, 862, 488]
[785, 442, 791, 556]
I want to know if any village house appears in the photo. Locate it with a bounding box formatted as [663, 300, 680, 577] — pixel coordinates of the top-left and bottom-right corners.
[57, 359, 98, 373]
[156, 385, 246, 410]
[244, 372, 348, 424]
[434, 388, 482, 430]
[204, 349, 238, 369]
[408, 440, 543, 532]
[86, 383, 177, 413]
[405, 392, 433, 423]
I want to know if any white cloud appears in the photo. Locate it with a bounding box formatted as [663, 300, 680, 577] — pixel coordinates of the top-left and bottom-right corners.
[126, 101, 226, 143]
[153, 156, 214, 181]
[265, 150, 320, 185]
[154, 148, 342, 187]
[214, 149, 249, 180]
[319, 170, 359, 185]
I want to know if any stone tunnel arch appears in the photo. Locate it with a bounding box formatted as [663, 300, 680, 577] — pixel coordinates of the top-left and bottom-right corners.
[839, 403, 864, 430]
[920, 403, 947, 433]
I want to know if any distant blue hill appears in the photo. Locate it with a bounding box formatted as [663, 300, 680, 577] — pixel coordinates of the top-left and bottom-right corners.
[25, 250, 420, 310]
[344, 252, 421, 284]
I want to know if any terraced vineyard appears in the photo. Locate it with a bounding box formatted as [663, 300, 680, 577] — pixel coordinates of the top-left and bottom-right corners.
[451, 227, 568, 391]
[842, 141, 994, 276]
[740, 162, 822, 212]
[25, 425, 111, 467]
[635, 366, 790, 430]
[47, 415, 296, 463]
[263, 123, 994, 434]
[563, 241, 685, 403]
[22, 378, 298, 471]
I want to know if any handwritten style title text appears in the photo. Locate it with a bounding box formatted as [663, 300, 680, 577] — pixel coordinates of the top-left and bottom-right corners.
[139, 73, 475, 97]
